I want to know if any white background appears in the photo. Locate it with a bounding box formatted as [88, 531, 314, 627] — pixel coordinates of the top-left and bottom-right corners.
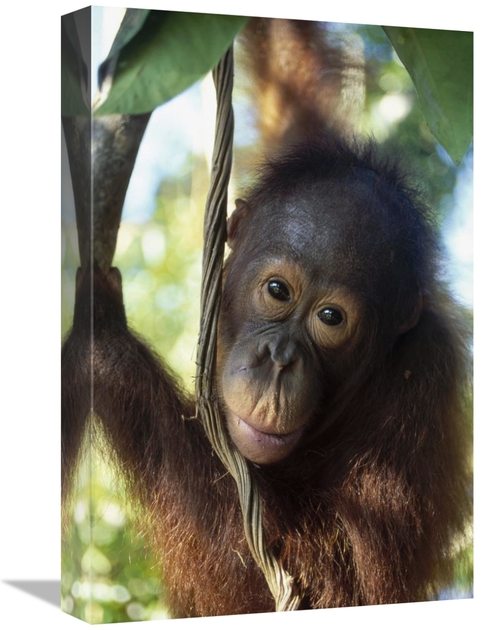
[0, 1, 495, 629]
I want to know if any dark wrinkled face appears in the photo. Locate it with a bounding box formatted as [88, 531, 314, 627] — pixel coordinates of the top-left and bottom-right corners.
[217, 183, 384, 465]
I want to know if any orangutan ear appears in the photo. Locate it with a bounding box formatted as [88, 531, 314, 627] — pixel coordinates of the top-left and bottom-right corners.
[227, 199, 251, 250]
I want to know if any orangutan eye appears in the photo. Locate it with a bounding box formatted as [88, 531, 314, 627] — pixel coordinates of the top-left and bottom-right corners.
[268, 280, 291, 302]
[318, 307, 344, 326]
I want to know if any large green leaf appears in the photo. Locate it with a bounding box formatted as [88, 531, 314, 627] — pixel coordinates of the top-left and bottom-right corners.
[95, 11, 248, 115]
[384, 27, 473, 165]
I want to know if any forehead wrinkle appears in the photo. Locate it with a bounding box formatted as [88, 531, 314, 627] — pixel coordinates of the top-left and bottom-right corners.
[280, 211, 319, 255]
[243, 184, 379, 280]
[292, 213, 355, 273]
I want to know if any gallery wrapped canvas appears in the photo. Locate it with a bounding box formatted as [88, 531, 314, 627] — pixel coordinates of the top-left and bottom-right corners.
[61, 6, 473, 623]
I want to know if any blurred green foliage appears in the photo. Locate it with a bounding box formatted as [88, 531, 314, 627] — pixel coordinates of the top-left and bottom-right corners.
[61, 21, 473, 622]
[61, 439, 169, 622]
[114, 153, 209, 388]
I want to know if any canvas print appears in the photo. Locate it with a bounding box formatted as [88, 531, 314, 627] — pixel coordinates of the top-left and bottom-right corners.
[61, 7, 473, 623]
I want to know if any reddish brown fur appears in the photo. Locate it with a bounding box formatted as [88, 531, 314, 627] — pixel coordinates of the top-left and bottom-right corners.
[62, 18, 472, 617]
[62, 260, 470, 613]
[238, 18, 364, 151]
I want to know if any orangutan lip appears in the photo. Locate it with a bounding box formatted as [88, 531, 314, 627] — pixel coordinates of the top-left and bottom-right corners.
[235, 415, 303, 446]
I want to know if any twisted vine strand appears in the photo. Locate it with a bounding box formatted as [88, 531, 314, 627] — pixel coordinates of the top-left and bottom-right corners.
[195, 46, 300, 613]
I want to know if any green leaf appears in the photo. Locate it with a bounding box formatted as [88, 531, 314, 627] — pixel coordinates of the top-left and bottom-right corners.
[384, 27, 473, 165]
[95, 11, 248, 115]
[61, 12, 90, 116]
